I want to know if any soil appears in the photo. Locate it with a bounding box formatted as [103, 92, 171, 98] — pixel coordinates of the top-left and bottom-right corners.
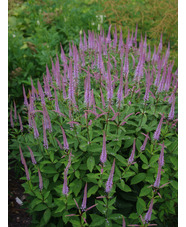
[8, 167, 31, 227]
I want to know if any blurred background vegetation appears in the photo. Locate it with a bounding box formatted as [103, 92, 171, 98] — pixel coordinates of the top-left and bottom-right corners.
[8, 0, 177, 108]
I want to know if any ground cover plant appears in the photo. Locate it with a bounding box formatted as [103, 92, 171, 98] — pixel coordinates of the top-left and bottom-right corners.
[9, 25, 178, 226]
[8, 0, 105, 106]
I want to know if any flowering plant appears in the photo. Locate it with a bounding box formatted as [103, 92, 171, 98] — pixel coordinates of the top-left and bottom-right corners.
[9, 25, 178, 226]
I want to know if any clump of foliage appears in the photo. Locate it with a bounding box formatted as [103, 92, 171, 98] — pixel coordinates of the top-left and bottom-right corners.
[8, 0, 106, 106]
[97, 0, 178, 68]
[9, 26, 178, 226]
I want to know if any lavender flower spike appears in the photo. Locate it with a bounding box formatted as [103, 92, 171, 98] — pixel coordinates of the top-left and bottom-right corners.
[168, 95, 175, 120]
[100, 131, 107, 164]
[62, 170, 69, 195]
[61, 126, 69, 151]
[158, 142, 166, 167]
[19, 145, 25, 165]
[14, 101, 17, 121]
[128, 139, 136, 164]
[43, 120, 48, 149]
[32, 116, 39, 139]
[153, 114, 164, 140]
[23, 84, 28, 107]
[22, 158, 30, 181]
[154, 164, 162, 188]
[144, 198, 154, 224]
[38, 169, 43, 191]
[18, 114, 23, 132]
[81, 183, 87, 211]
[140, 133, 150, 151]
[106, 159, 115, 193]
[27, 146, 37, 165]
[10, 106, 14, 128]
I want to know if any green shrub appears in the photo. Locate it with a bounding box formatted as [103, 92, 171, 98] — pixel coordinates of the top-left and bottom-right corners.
[9, 26, 177, 226]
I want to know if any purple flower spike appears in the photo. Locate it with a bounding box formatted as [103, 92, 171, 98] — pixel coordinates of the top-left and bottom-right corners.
[153, 114, 164, 140]
[158, 142, 166, 167]
[19, 145, 25, 165]
[23, 85, 28, 107]
[27, 146, 37, 165]
[14, 101, 17, 121]
[140, 133, 150, 151]
[10, 106, 14, 128]
[54, 87, 60, 113]
[21, 156, 30, 181]
[100, 88, 106, 109]
[18, 114, 23, 132]
[62, 170, 69, 195]
[168, 95, 175, 120]
[81, 183, 87, 211]
[61, 126, 69, 151]
[43, 120, 48, 149]
[117, 59, 124, 108]
[32, 116, 39, 139]
[100, 131, 107, 164]
[154, 164, 162, 188]
[105, 159, 115, 193]
[55, 137, 63, 149]
[38, 169, 43, 191]
[128, 139, 136, 164]
[144, 198, 154, 224]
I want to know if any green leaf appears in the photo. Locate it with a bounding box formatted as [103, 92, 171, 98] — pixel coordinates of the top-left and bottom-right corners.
[115, 154, 127, 166]
[71, 179, 82, 196]
[136, 138, 142, 152]
[136, 198, 146, 214]
[34, 203, 47, 211]
[44, 191, 50, 200]
[43, 208, 51, 224]
[122, 171, 135, 178]
[87, 156, 95, 173]
[79, 142, 88, 152]
[140, 154, 148, 164]
[53, 173, 59, 182]
[171, 180, 178, 190]
[75, 170, 80, 179]
[149, 155, 159, 165]
[131, 173, 146, 185]
[90, 214, 105, 226]
[87, 185, 99, 198]
[55, 204, 65, 213]
[139, 186, 152, 197]
[43, 166, 58, 174]
[30, 198, 42, 209]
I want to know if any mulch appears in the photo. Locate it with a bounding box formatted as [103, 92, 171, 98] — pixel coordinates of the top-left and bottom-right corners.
[8, 167, 31, 227]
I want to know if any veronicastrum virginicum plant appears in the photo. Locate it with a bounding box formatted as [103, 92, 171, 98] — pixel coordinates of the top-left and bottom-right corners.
[9, 25, 178, 226]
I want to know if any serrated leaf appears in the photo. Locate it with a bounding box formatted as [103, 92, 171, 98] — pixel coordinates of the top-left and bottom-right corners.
[90, 214, 105, 226]
[140, 154, 148, 164]
[43, 208, 51, 224]
[171, 180, 178, 190]
[115, 154, 127, 166]
[122, 171, 135, 178]
[53, 173, 59, 182]
[87, 156, 95, 172]
[149, 155, 159, 165]
[34, 203, 47, 211]
[139, 186, 152, 197]
[136, 198, 146, 214]
[131, 173, 146, 185]
[43, 166, 58, 174]
[87, 185, 99, 198]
